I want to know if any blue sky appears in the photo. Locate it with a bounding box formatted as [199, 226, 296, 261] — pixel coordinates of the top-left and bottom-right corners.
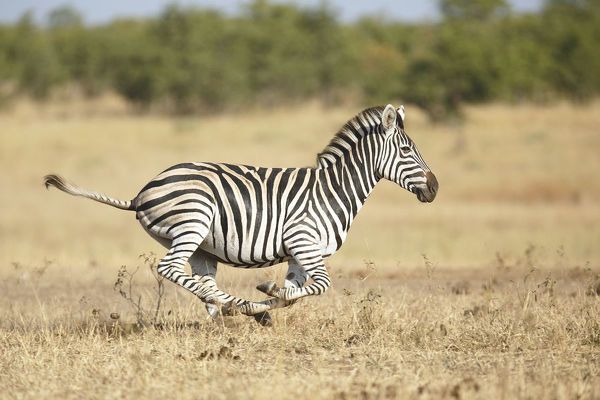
[0, 0, 545, 25]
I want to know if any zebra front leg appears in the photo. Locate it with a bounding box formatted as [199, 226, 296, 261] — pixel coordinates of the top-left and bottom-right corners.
[188, 251, 273, 325]
[284, 259, 309, 292]
[257, 245, 331, 302]
[255, 259, 308, 310]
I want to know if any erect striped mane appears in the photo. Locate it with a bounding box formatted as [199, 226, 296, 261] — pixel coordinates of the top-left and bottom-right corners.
[316, 106, 386, 167]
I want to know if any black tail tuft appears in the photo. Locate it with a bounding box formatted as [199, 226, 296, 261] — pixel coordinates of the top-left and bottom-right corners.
[44, 174, 67, 190]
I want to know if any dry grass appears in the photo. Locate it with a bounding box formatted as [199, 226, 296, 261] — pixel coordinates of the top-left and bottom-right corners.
[1, 262, 598, 399]
[0, 99, 599, 399]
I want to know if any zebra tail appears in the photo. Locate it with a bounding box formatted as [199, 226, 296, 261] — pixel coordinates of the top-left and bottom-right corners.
[43, 174, 135, 211]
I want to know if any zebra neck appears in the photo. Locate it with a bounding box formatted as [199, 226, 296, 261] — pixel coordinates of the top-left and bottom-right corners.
[316, 146, 380, 236]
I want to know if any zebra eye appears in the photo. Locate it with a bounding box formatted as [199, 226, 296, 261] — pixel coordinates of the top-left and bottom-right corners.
[400, 146, 412, 155]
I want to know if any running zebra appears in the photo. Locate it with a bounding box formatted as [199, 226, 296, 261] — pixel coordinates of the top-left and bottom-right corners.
[44, 104, 438, 325]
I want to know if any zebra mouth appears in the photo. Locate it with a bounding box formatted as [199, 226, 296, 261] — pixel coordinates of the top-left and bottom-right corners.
[416, 188, 436, 203]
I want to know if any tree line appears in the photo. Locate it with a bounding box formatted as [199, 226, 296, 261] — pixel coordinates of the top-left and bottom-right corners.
[1, 0, 599, 118]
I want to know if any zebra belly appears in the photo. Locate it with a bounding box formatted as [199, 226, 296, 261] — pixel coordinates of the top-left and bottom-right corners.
[138, 216, 289, 268]
[201, 208, 290, 266]
[198, 239, 290, 268]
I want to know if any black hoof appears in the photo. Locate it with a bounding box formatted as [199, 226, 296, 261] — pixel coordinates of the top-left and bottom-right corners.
[220, 301, 238, 316]
[253, 311, 273, 327]
[256, 280, 278, 296]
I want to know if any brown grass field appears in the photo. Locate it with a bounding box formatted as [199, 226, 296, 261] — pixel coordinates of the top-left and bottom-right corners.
[1, 97, 599, 399]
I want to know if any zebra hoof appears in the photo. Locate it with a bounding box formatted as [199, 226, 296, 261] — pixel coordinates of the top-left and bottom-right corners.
[220, 301, 239, 316]
[256, 280, 278, 296]
[253, 311, 273, 327]
[205, 302, 220, 319]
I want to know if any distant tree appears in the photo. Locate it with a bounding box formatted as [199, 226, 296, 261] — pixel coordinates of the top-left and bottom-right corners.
[301, 3, 352, 104]
[0, 0, 598, 116]
[152, 5, 238, 111]
[102, 20, 170, 107]
[494, 15, 555, 101]
[47, 6, 83, 29]
[351, 18, 431, 106]
[541, 0, 600, 98]
[241, 1, 324, 103]
[9, 12, 61, 98]
[544, 0, 599, 10]
[440, 0, 510, 21]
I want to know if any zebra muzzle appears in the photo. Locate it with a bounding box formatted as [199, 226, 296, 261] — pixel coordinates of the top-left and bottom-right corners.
[416, 171, 438, 203]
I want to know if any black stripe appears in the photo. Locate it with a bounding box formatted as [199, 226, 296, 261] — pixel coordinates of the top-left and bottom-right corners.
[167, 218, 210, 234]
[148, 208, 203, 230]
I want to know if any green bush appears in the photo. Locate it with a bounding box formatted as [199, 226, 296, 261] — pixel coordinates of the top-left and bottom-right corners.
[0, 0, 598, 117]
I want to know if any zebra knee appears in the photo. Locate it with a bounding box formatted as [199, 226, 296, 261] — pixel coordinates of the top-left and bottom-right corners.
[306, 282, 329, 296]
[157, 263, 184, 280]
[303, 267, 331, 296]
[156, 263, 172, 278]
[317, 276, 332, 294]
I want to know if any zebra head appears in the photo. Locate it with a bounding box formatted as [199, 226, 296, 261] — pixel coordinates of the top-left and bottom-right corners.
[378, 104, 438, 203]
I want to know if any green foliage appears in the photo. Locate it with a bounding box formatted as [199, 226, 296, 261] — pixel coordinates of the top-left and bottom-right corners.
[0, 0, 599, 117]
[47, 5, 83, 29]
[440, 0, 510, 21]
[2, 13, 61, 98]
[541, 0, 600, 99]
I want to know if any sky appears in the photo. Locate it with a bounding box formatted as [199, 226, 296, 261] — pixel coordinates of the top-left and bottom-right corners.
[0, 0, 545, 25]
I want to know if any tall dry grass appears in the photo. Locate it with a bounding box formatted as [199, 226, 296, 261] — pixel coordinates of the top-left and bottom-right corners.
[0, 261, 598, 399]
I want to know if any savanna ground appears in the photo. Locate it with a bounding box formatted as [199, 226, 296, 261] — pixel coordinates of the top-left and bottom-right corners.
[0, 97, 599, 399]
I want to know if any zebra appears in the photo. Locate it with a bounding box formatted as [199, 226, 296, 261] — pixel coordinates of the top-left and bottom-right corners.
[44, 104, 438, 325]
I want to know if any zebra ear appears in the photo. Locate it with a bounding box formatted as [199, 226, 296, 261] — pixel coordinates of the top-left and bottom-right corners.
[382, 104, 397, 133]
[397, 105, 405, 129]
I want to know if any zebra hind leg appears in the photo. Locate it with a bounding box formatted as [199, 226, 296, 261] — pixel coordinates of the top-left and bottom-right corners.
[155, 233, 213, 303]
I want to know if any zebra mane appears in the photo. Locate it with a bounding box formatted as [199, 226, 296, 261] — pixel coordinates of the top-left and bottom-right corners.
[316, 106, 386, 167]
